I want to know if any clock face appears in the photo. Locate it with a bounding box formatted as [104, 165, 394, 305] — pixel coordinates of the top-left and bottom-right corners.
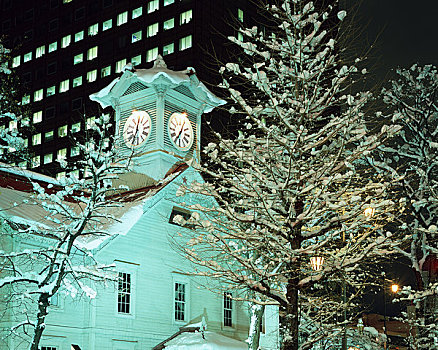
[123, 111, 152, 148]
[168, 112, 194, 151]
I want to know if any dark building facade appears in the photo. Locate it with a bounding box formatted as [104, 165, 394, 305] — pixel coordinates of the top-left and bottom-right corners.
[0, 0, 258, 177]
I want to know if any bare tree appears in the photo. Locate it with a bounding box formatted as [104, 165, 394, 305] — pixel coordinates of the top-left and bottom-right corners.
[0, 115, 126, 350]
[172, 1, 403, 349]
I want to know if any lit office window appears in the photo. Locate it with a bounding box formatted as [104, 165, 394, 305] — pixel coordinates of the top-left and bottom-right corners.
[132, 6, 142, 19]
[237, 32, 244, 42]
[71, 122, 81, 133]
[87, 46, 98, 60]
[12, 56, 21, 68]
[59, 79, 70, 93]
[147, 23, 159, 37]
[61, 35, 71, 48]
[131, 54, 141, 66]
[32, 156, 40, 168]
[88, 23, 98, 36]
[180, 10, 192, 25]
[132, 30, 142, 43]
[87, 69, 97, 82]
[33, 111, 43, 123]
[147, 0, 159, 13]
[57, 171, 66, 180]
[71, 146, 80, 156]
[58, 125, 68, 138]
[44, 153, 53, 164]
[22, 95, 30, 105]
[103, 19, 112, 31]
[36, 45, 45, 58]
[18, 161, 27, 169]
[163, 18, 174, 31]
[20, 117, 30, 127]
[115, 59, 126, 73]
[34, 89, 43, 101]
[32, 133, 42, 145]
[57, 148, 67, 161]
[163, 43, 174, 56]
[238, 8, 244, 22]
[179, 35, 192, 51]
[23, 52, 32, 62]
[101, 65, 111, 77]
[45, 130, 54, 141]
[73, 53, 83, 65]
[117, 11, 128, 26]
[63, 0, 72, 3]
[70, 169, 79, 179]
[146, 47, 158, 62]
[73, 76, 82, 87]
[8, 120, 17, 131]
[46, 85, 56, 97]
[75, 31, 84, 42]
[86, 116, 96, 129]
[48, 41, 57, 53]
[164, 0, 174, 5]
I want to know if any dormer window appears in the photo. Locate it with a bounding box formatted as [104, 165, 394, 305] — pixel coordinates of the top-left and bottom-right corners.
[169, 207, 194, 229]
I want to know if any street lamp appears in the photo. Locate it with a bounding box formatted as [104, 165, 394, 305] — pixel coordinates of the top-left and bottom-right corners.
[391, 284, 399, 294]
[364, 207, 375, 218]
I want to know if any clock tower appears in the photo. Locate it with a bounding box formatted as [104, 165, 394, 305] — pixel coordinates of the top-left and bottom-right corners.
[90, 57, 225, 180]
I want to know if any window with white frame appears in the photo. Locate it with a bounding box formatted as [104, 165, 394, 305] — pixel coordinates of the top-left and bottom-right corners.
[75, 30, 84, 42]
[71, 122, 81, 133]
[33, 111, 42, 123]
[59, 79, 69, 93]
[61, 35, 71, 48]
[48, 41, 57, 53]
[36, 45, 45, 58]
[179, 35, 192, 51]
[87, 46, 98, 60]
[237, 8, 244, 22]
[87, 69, 97, 82]
[22, 95, 30, 105]
[117, 11, 128, 26]
[131, 30, 142, 43]
[115, 59, 126, 73]
[23, 52, 32, 62]
[46, 85, 56, 97]
[147, 23, 159, 37]
[132, 6, 142, 19]
[163, 43, 174, 56]
[147, 0, 159, 13]
[103, 19, 112, 31]
[57, 148, 67, 161]
[58, 125, 67, 138]
[174, 282, 186, 321]
[118, 272, 131, 314]
[146, 47, 158, 62]
[73, 53, 83, 65]
[32, 156, 40, 168]
[45, 130, 54, 141]
[131, 54, 141, 66]
[163, 18, 174, 31]
[34, 89, 43, 102]
[180, 10, 192, 25]
[88, 23, 98, 36]
[32, 133, 41, 145]
[164, 0, 174, 6]
[73, 76, 82, 87]
[12, 56, 20, 68]
[224, 292, 233, 327]
[44, 153, 53, 164]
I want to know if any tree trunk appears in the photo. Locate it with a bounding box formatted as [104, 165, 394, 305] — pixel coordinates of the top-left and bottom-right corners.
[247, 303, 264, 350]
[280, 277, 300, 350]
[29, 294, 49, 350]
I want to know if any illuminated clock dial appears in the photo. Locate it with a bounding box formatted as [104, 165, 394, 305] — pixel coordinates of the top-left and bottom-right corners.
[168, 112, 194, 151]
[123, 111, 151, 148]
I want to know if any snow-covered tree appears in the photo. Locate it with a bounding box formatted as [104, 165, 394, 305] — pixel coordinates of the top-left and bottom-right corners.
[374, 64, 438, 349]
[172, 1, 403, 350]
[0, 115, 126, 350]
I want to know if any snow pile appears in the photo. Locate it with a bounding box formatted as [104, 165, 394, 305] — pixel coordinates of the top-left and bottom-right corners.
[164, 331, 247, 350]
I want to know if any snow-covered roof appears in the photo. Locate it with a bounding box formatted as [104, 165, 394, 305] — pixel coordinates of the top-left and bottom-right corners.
[89, 55, 225, 113]
[161, 331, 248, 350]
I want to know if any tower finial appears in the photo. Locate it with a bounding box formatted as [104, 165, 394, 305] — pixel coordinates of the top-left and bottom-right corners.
[153, 55, 167, 69]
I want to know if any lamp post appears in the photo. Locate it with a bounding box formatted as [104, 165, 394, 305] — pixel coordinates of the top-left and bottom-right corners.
[383, 276, 400, 350]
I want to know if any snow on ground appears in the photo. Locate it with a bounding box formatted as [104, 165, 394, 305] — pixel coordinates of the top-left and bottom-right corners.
[164, 331, 247, 350]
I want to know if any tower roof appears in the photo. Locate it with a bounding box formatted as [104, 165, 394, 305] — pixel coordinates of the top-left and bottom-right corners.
[90, 56, 225, 113]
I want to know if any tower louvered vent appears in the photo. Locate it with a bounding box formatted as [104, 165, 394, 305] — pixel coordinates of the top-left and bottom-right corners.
[122, 82, 148, 96]
[173, 85, 197, 101]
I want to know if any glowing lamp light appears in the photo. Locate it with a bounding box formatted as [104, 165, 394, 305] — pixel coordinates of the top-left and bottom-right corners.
[391, 284, 399, 293]
[310, 256, 324, 271]
[348, 347, 360, 350]
[364, 207, 375, 218]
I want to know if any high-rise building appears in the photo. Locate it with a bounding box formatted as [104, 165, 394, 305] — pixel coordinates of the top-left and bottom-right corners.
[0, 0, 257, 177]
